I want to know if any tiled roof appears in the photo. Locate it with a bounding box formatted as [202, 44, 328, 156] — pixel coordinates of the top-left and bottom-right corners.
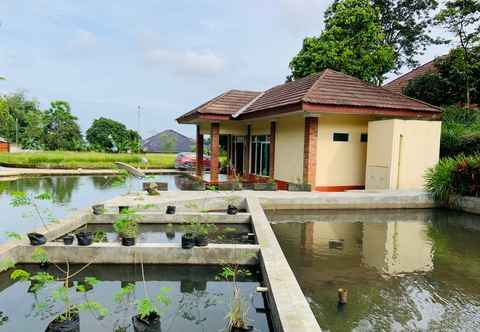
[243, 69, 440, 115]
[177, 90, 261, 121]
[383, 59, 440, 94]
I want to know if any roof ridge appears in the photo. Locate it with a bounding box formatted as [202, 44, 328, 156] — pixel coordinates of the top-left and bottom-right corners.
[303, 70, 329, 102]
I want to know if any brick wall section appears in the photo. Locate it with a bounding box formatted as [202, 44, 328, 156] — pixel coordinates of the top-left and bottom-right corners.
[303, 117, 318, 189]
[196, 125, 204, 177]
[210, 123, 220, 183]
[269, 121, 276, 178]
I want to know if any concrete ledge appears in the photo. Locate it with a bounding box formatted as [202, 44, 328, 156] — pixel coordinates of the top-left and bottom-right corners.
[88, 212, 251, 224]
[456, 196, 480, 215]
[16, 242, 259, 265]
[247, 197, 321, 332]
[0, 168, 183, 178]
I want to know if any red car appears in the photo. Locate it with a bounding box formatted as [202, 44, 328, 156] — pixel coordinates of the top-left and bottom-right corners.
[175, 152, 211, 170]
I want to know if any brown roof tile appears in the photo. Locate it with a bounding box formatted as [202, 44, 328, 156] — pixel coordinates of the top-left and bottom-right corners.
[177, 90, 261, 122]
[241, 69, 440, 115]
[383, 59, 441, 94]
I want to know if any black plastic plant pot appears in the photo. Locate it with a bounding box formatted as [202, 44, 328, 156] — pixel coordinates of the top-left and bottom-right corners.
[166, 231, 175, 240]
[227, 205, 238, 215]
[195, 234, 208, 247]
[46, 311, 80, 332]
[119, 206, 130, 214]
[63, 234, 74, 245]
[231, 326, 254, 332]
[121, 237, 136, 246]
[181, 234, 195, 249]
[92, 204, 105, 215]
[166, 206, 176, 215]
[132, 312, 161, 332]
[75, 232, 93, 246]
[39, 261, 49, 271]
[27, 232, 47, 246]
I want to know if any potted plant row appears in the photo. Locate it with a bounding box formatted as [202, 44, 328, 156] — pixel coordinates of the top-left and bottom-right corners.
[181, 218, 216, 249]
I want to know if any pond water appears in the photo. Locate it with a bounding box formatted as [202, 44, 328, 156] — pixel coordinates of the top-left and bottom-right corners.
[0, 175, 191, 243]
[70, 223, 255, 245]
[267, 209, 480, 332]
[0, 264, 272, 331]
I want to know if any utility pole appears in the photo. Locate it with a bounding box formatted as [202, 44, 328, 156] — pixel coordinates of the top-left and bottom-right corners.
[137, 105, 142, 138]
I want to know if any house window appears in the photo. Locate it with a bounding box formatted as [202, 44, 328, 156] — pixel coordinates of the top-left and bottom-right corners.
[333, 133, 349, 142]
[250, 135, 270, 176]
[361, 133, 368, 143]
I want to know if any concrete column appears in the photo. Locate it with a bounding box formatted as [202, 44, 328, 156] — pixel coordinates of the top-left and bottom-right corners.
[210, 123, 220, 183]
[196, 125, 204, 177]
[269, 121, 276, 179]
[244, 125, 251, 178]
[303, 117, 318, 190]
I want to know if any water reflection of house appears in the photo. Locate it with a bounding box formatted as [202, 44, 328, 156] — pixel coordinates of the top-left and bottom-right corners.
[300, 219, 433, 276]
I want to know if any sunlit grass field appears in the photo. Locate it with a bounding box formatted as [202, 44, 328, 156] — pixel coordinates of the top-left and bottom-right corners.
[0, 151, 176, 169]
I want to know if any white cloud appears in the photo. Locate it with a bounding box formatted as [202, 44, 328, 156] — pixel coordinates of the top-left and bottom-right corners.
[67, 29, 97, 50]
[145, 48, 226, 77]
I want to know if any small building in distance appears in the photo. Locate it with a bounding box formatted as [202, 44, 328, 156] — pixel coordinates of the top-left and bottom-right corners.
[0, 137, 10, 153]
[142, 130, 194, 153]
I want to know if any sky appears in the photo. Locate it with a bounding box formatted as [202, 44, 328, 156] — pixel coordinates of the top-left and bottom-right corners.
[0, 0, 451, 139]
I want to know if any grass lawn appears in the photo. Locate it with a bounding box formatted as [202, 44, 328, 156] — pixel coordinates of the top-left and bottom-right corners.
[0, 151, 176, 169]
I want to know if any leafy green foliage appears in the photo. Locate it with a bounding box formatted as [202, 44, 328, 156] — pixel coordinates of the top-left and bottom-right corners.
[31, 247, 48, 264]
[435, 0, 480, 107]
[9, 191, 54, 231]
[425, 154, 480, 203]
[113, 209, 142, 238]
[114, 283, 135, 303]
[288, 0, 395, 85]
[135, 287, 171, 319]
[439, 106, 480, 157]
[77, 301, 109, 318]
[0, 259, 15, 272]
[93, 231, 107, 243]
[373, 0, 441, 70]
[29, 272, 55, 292]
[10, 269, 31, 281]
[42, 101, 83, 151]
[404, 47, 480, 106]
[5, 231, 23, 240]
[86, 117, 141, 153]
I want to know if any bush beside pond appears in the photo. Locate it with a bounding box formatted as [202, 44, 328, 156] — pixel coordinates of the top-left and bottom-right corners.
[0, 151, 176, 169]
[425, 154, 480, 202]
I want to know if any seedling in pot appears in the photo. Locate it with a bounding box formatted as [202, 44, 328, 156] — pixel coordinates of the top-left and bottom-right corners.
[9, 252, 108, 332]
[165, 223, 175, 240]
[113, 208, 142, 246]
[9, 191, 56, 246]
[181, 231, 195, 249]
[225, 196, 239, 215]
[186, 217, 217, 247]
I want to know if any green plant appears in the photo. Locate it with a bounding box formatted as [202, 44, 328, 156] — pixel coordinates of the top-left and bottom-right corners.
[113, 209, 142, 238]
[186, 218, 216, 237]
[9, 191, 55, 231]
[425, 154, 480, 203]
[93, 231, 107, 243]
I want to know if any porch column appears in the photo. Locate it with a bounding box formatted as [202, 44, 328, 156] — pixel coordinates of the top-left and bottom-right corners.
[196, 125, 204, 177]
[303, 117, 318, 190]
[244, 125, 251, 178]
[210, 122, 220, 183]
[269, 121, 276, 179]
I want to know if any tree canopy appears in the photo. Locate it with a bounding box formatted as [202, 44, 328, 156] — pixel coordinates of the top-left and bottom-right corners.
[86, 117, 141, 153]
[404, 47, 480, 106]
[374, 0, 441, 70]
[435, 0, 480, 107]
[288, 0, 396, 85]
[42, 101, 83, 151]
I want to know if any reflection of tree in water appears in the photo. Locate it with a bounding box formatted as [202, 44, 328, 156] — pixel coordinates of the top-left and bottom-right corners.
[0, 311, 8, 326]
[0, 177, 80, 203]
[90, 175, 128, 190]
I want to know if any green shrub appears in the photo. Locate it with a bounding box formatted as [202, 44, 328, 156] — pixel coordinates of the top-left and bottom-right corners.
[425, 154, 480, 203]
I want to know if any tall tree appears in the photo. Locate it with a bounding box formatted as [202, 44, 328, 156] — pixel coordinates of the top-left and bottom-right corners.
[373, 0, 440, 70]
[288, 0, 395, 85]
[436, 0, 480, 108]
[86, 117, 140, 153]
[43, 101, 83, 151]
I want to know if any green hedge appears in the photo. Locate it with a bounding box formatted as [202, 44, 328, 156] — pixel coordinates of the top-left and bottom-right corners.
[425, 154, 480, 202]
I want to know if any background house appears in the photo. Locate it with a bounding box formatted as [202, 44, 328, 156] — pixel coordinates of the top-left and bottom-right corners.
[142, 130, 194, 153]
[0, 137, 10, 153]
